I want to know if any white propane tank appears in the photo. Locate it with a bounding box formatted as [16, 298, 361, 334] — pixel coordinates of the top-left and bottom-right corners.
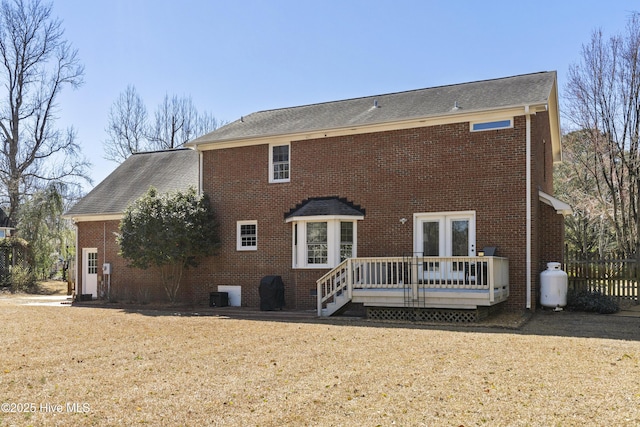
[540, 262, 568, 308]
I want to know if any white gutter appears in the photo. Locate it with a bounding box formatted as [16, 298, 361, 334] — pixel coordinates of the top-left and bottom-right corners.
[63, 213, 123, 222]
[187, 104, 549, 151]
[525, 105, 532, 310]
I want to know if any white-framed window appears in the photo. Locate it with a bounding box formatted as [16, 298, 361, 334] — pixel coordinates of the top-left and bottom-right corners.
[470, 118, 513, 132]
[291, 219, 357, 268]
[237, 220, 258, 251]
[87, 251, 98, 275]
[340, 221, 354, 262]
[306, 222, 328, 264]
[269, 143, 290, 183]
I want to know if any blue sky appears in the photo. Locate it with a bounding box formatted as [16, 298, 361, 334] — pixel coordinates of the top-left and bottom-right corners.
[52, 0, 636, 190]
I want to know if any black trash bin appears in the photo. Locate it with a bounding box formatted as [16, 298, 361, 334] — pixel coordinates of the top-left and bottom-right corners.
[259, 275, 285, 311]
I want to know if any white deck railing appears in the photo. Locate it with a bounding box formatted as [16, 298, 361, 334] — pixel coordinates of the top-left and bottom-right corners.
[317, 256, 509, 316]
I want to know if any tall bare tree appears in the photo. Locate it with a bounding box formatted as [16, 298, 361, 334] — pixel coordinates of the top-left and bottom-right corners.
[0, 0, 89, 221]
[147, 94, 197, 151]
[103, 85, 147, 163]
[554, 130, 616, 257]
[195, 110, 223, 139]
[104, 88, 226, 162]
[565, 12, 640, 257]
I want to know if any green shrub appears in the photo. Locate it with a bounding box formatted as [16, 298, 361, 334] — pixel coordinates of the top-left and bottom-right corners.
[567, 289, 620, 314]
[8, 265, 38, 293]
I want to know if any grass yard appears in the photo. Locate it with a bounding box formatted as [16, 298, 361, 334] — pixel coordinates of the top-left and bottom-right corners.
[1, 298, 639, 426]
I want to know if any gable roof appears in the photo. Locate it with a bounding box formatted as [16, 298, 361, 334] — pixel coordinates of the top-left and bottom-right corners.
[64, 149, 199, 220]
[285, 197, 365, 222]
[187, 71, 560, 160]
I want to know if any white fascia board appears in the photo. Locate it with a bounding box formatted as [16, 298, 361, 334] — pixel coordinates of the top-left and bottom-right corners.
[63, 213, 123, 223]
[548, 79, 563, 164]
[539, 191, 573, 216]
[189, 105, 544, 152]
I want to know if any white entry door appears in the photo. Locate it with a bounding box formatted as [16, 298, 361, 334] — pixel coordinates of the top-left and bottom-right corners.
[82, 248, 98, 298]
[414, 212, 476, 281]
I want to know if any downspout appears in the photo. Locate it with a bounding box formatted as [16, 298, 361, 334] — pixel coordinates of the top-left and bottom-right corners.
[103, 222, 107, 298]
[525, 106, 532, 309]
[198, 151, 203, 194]
[74, 221, 80, 297]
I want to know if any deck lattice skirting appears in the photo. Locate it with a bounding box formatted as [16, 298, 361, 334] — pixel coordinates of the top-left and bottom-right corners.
[366, 306, 494, 323]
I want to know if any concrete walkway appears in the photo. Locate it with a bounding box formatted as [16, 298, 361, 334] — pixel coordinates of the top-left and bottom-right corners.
[615, 302, 640, 317]
[0, 293, 73, 306]
[3, 292, 639, 324]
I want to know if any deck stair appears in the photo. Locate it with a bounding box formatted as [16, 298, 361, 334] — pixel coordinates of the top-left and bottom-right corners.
[317, 259, 352, 316]
[321, 293, 351, 317]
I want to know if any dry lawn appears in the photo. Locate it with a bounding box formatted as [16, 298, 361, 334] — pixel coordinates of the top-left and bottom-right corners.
[0, 294, 639, 426]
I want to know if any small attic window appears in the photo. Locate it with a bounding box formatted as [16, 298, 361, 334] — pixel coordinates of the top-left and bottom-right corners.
[471, 119, 513, 132]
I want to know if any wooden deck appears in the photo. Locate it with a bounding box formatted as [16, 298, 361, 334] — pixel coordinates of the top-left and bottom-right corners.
[317, 256, 510, 316]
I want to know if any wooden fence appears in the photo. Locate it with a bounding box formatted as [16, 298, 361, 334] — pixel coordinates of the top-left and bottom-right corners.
[563, 257, 639, 302]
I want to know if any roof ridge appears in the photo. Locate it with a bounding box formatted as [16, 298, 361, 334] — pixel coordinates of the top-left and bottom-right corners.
[131, 147, 194, 156]
[190, 70, 558, 146]
[242, 71, 555, 118]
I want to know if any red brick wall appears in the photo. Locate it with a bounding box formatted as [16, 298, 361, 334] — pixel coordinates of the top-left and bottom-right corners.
[530, 111, 566, 309]
[200, 116, 538, 311]
[531, 112, 554, 194]
[75, 220, 203, 304]
[537, 202, 566, 305]
[75, 112, 563, 312]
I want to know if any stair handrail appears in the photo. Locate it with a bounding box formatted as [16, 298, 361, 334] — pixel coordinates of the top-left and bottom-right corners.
[317, 258, 353, 316]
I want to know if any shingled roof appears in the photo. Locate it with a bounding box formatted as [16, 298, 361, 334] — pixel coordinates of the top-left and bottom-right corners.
[285, 197, 365, 221]
[189, 71, 557, 146]
[64, 149, 199, 219]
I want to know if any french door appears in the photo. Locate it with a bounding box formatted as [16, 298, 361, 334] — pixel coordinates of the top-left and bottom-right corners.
[414, 212, 476, 280]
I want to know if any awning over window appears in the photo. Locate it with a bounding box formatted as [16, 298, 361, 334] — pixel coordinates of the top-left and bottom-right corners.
[285, 197, 365, 222]
[539, 191, 572, 216]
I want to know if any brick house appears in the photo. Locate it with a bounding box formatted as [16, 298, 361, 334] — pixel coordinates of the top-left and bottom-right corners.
[63, 149, 199, 302]
[64, 71, 570, 315]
